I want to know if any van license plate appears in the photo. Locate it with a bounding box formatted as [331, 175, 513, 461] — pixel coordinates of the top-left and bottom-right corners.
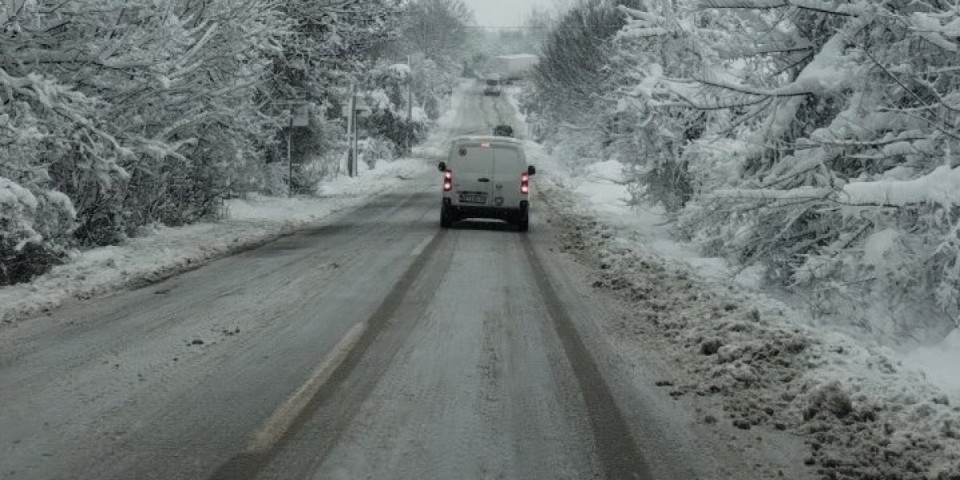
[459, 193, 486, 204]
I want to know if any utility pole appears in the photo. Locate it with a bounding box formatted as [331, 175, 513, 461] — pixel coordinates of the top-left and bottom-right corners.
[352, 93, 359, 177]
[287, 114, 293, 195]
[407, 55, 415, 152]
[347, 85, 357, 177]
[407, 55, 413, 121]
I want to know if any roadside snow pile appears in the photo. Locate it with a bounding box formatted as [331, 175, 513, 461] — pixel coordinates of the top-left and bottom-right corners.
[902, 330, 960, 399]
[529, 141, 960, 418]
[315, 158, 426, 197]
[0, 158, 429, 327]
[526, 142, 752, 284]
[538, 180, 960, 479]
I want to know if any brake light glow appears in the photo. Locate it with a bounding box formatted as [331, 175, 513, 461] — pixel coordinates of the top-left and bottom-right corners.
[480, 142, 490, 148]
[520, 173, 530, 194]
[443, 171, 453, 191]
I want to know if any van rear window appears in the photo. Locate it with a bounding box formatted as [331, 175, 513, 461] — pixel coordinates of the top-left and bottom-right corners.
[455, 146, 519, 158]
[455, 147, 494, 174]
[451, 144, 524, 173]
[495, 148, 520, 163]
[458, 146, 494, 159]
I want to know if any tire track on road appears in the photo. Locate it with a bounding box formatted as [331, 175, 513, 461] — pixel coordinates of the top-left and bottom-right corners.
[206, 229, 451, 480]
[521, 235, 654, 480]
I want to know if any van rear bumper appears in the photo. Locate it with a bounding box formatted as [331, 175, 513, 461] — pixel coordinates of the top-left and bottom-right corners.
[444, 199, 528, 221]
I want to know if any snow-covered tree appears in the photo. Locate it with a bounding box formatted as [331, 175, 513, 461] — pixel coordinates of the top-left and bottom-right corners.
[527, 0, 960, 337]
[359, 62, 426, 155]
[663, 0, 960, 337]
[532, 0, 638, 131]
[270, 0, 402, 101]
[521, 0, 645, 176]
[0, 0, 409, 283]
[600, 2, 732, 212]
[0, 0, 292, 246]
[262, 0, 403, 193]
[400, 0, 473, 64]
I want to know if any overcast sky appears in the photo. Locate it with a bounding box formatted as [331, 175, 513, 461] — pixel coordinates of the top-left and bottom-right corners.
[463, 0, 562, 28]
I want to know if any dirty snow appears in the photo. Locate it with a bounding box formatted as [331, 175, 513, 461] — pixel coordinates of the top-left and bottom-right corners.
[535, 173, 960, 478]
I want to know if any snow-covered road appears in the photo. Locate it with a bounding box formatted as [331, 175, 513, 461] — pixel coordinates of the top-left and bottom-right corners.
[0, 83, 683, 479]
[7, 81, 944, 480]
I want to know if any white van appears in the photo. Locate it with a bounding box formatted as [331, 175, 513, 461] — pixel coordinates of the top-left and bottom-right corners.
[438, 136, 536, 231]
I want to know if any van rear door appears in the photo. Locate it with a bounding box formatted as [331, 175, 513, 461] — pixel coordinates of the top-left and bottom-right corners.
[492, 147, 525, 207]
[451, 144, 494, 206]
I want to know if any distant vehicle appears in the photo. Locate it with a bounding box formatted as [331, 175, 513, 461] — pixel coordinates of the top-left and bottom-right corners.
[493, 125, 514, 137]
[493, 54, 539, 83]
[483, 74, 502, 96]
[438, 136, 536, 232]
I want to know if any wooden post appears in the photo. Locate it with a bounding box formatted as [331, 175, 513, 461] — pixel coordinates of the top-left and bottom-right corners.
[287, 116, 293, 195]
[352, 94, 359, 177]
[347, 87, 357, 177]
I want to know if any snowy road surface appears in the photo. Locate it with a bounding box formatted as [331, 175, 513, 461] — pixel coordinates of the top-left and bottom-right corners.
[0, 84, 812, 479]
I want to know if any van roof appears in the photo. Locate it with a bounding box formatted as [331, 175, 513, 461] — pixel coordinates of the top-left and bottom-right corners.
[451, 135, 523, 148]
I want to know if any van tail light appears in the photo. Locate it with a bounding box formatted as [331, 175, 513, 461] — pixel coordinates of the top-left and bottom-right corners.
[520, 173, 530, 194]
[443, 171, 453, 192]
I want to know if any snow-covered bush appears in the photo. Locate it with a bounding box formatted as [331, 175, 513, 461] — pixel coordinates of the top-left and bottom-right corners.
[411, 56, 459, 120]
[0, 68, 118, 281]
[0, 177, 70, 285]
[297, 149, 347, 195]
[343, 63, 429, 159]
[364, 110, 427, 157]
[360, 137, 398, 169]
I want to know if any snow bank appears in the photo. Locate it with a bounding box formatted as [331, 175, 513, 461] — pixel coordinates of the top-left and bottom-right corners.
[862, 228, 899, 267]
[0, 156, 431, 328]
[538, 177, 960, 478]
[901, 330, 960, 398]
[0, 176, 42, 249]
[533, 142, 960, 407]
[529, 146, 761, 288]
